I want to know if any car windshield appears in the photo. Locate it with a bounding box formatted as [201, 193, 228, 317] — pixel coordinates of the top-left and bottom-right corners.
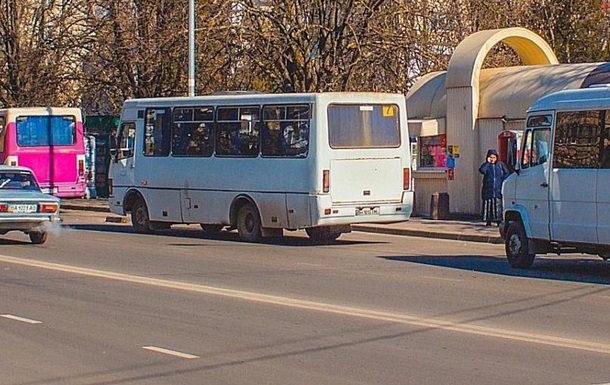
[0, 172, 41, 191]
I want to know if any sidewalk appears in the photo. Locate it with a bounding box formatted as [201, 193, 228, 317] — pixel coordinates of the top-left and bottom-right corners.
[61, 198, 503, 244]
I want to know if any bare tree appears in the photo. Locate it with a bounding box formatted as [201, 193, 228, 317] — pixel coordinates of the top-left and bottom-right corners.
[232, 0, 389, 92]
[81, 0, 190, 114]
[527, 0, 610, 63]
[0, 0, 95, 107]
[2, 0, 608, 112]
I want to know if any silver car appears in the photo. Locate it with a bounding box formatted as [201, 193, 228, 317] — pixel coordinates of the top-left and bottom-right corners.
[0, 166, 61, 244]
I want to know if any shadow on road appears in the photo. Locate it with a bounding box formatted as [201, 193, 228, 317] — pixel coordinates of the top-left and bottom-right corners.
[381, 255, 610, 284]
[63, 224, 382, 247]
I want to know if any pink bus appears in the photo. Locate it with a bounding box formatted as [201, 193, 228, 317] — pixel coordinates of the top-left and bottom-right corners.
[0, 107, 87, 198]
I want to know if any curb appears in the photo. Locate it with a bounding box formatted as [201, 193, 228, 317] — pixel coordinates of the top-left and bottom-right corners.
[105, 216, 128, 223]
[351, 225, 504, 244]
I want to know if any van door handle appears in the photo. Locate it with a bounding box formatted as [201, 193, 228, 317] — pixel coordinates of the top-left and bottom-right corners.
[540, 182, 549, 187]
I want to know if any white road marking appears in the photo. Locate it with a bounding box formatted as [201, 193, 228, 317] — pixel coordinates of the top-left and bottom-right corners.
[1, 254, 609, 355]
[142, 346, 199, 359]
[420, 275, 463, 282]
[1, 314, 42, 324]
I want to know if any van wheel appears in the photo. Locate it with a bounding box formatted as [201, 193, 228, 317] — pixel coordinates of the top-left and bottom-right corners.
[306, 226, 342, 244]
[201, 224, 223, 234]
[237, 203, 262, 242]
[29, 231, 48, 244]
[131, 199, 153, 234]
[505, 221, 535, 268]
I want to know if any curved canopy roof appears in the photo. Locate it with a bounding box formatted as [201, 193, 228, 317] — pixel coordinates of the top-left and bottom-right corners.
[407, 62, 610, 120]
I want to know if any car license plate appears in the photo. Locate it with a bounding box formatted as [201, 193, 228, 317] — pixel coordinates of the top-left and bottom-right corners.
[356, 206, 379, 216]
[9, 204, 38, 213]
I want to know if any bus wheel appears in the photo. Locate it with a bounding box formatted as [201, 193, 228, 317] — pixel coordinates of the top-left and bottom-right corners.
[306, 226, 341, 244]
[200, 224, 224, 234]
[131, 199, 153, 234]
[29, 231, 48, 244]
[237, 203, 262, 242]
[505, 221, 535, 268]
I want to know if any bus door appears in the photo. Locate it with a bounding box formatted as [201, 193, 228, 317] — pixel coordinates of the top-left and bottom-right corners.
[549, 111, 599, 244]
[111, 122, 136, 198]
[515, 126, 551, 240]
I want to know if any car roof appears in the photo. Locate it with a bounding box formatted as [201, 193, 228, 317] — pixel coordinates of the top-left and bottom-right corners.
[0, 165, 35, 173]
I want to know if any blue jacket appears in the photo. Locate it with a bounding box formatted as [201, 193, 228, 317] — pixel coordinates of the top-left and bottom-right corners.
[478, 158, 510, 200]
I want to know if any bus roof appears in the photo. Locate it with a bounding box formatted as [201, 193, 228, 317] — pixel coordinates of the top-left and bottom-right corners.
[527, 85, 610, 113]
[0, 107, 82, 118]
[122, 92, 406, 108]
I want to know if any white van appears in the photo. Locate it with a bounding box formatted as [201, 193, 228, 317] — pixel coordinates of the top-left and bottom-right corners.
[501, 85, 610, 268]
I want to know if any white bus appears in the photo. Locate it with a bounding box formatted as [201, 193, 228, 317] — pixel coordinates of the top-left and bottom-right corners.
[502, 85, 610, 268]
[109, 92, 413, 243]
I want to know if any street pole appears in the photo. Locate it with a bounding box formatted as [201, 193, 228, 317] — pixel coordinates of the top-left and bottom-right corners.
[188, 0, 195, 97]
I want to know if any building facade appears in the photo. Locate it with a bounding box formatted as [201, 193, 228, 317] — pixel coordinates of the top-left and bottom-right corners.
[407, 27, 610, 217]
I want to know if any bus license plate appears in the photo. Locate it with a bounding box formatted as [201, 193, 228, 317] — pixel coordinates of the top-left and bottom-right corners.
[9, 204, 38, 213]
[356, 207, 379, 216]
[41, 187, 58, 194]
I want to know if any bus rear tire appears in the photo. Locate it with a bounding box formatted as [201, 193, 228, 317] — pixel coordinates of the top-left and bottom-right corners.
[237, 203, 262, 243]
[306, 226, 342, 244]
[505, 221, 535, 268]
[131, 199, 154, 234]
[29, 231, 47, 244]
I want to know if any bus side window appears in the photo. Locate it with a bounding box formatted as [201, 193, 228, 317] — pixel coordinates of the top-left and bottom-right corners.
[116, 122, 135, 161]
[144, 108, 171, 157]
[531, 128, 550, 167]
[216, 106, 260, 157]
[261, 104, 309, 157]
[553, 110, 601, 169]
[601, 112, 610, 169]
[521, 130, 532, 169]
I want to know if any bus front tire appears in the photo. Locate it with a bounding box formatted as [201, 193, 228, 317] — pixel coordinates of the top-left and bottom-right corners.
[131, 199, 154, 234]
[306, 226, 342, 244]
[29, 231, 47, 244]
[237, 204, 262, 243]
[505, 221, 535, 268]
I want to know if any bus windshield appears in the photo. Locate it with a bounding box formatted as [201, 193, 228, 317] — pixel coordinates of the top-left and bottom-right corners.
[16, 115, 76, 146]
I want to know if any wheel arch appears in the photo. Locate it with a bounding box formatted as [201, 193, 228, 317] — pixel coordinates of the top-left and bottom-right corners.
[229, 194, 260, 227]
[504, 205, 533, 238]
[123, 188, 146, 214]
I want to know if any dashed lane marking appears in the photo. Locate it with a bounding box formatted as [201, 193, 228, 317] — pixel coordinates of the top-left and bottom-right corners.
[1, 314, 42, 324]
[142, 346, 199, 359]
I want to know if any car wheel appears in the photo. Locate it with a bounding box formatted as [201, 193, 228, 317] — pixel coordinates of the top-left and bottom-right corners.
[305, 226, 342, 244]
[200, 224, 224, 234]
[131, 198, 153, 234]
[505, 221, 535, 268]
[237, 203, 261, 242]
[29, 231, 47, 244]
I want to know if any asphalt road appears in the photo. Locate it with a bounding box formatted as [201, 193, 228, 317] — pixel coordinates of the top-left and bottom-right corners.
[1, 210, 610, 385]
